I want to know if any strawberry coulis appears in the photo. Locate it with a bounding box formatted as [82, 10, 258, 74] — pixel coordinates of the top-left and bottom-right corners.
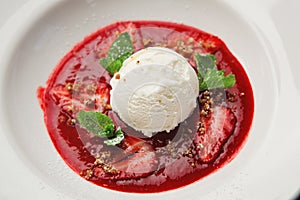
[37, 21, 254, 193]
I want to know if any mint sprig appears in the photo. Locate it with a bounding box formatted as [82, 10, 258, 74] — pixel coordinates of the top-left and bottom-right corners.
[100, 32, 133, 76]
[104, 127, 124, 146]
[195, 53, 236, 91]
[77, 111, 124, 146]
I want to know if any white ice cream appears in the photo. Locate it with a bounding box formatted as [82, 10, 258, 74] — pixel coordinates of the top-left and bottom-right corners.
[110, 47, 199, 137]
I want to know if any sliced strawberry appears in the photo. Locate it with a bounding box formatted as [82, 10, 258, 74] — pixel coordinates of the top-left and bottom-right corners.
[49, 80, 110, 118]
[194, 106, 236, 163]
[94, 135, 158, 180]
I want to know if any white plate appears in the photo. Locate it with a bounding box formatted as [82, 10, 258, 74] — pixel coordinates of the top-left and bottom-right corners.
[0, 0, 299, 199]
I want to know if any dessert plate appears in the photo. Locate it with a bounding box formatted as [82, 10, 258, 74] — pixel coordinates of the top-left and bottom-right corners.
[0, 0, 299, 199]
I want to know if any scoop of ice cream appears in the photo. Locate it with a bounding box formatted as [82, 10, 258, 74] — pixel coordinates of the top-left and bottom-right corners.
[110, 47, 199, 137]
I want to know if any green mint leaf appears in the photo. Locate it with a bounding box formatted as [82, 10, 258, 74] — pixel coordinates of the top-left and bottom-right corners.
[195, 53, 217, 82]
[102, 123, 115, 137]
[195, 53, 236, 91]
[104, 127, 125, 146]
[199, 69, 222, 90]
[105, 52, 132, 75]
[77, 111, 114, 138]
[77, 111, 125, 146]
[100, 32, 133, 75]
[222, 73, 236, 88]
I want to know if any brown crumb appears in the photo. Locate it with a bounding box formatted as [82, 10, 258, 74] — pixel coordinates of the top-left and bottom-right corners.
[199, 40, 216, 49]
[84, 98, 95, 107]
[204, 103, 210, 110]
[232, 105, 237, 111]
[165, 141, 179, 159]
[188, 37, 194, 44]
[200, 110, 209, 117]
[226, 91, 238, 102]
[67, 118, 76, 126]
[102, 164, 118, 175]
[190, 162, 196, 168]
[115, 73, 121, 80]
[197, 121, 206, 135]
[65, 83, 73, 92]
[199, 90, 213, 117]
[72, 82, 82, 94]
[94, 157, 105, 165]
[85, 84, 97, 94]
[105, 104, 112, 110]
[173, 39, 193, 58]
[182, 148, 193, 158]
[143, 38, 153, 47]
[197, 143, 204, 150]
[67, 104, 75, 112]
[85, 169, 93, 179]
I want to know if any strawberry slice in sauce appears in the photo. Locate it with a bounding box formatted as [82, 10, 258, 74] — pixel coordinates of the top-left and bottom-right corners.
[48, 80, 111, 118]
[194, 106, 237, 163]
[93, 135, 158, 180]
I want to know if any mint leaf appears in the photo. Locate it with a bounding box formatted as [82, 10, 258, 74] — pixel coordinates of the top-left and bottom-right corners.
[78, 111, 114, 137]
[195, 54, 216, 74]
[104, 127, 125, 146]
[105, 52, 132, 75]
[77, 111, 124, 146]
[222, 73, 236, 88]
[195, 53, 216, 84]
[102, 123, 115, 137]
[195, 53, 236, 91]
[100, 32, 133, 75]
[200, 69, 236, 90]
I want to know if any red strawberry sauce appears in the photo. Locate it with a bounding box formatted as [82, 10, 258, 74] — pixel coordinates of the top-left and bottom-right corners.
[37, 21, 254, 193]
